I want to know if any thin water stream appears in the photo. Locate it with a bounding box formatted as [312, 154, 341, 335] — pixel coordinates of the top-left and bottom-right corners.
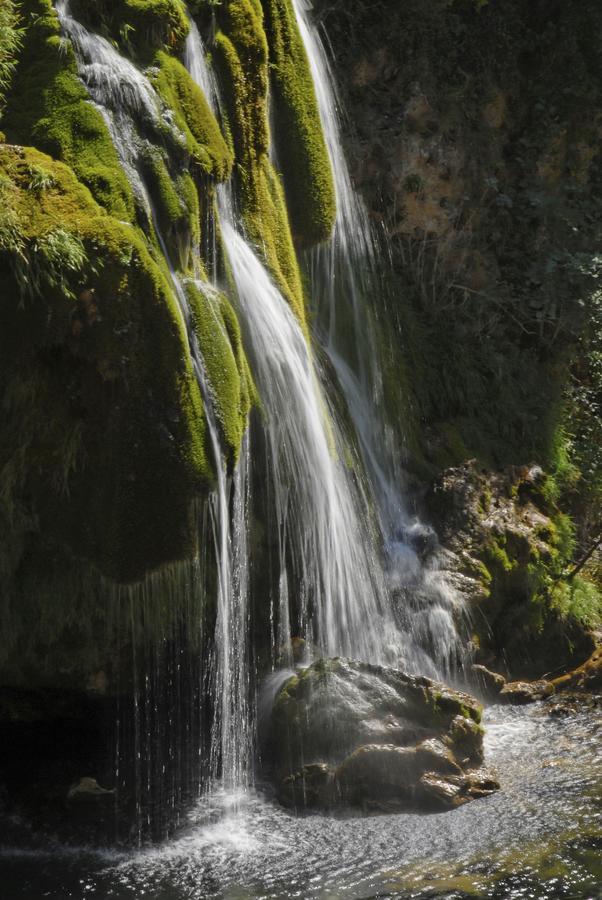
[55, 0, 254, 809]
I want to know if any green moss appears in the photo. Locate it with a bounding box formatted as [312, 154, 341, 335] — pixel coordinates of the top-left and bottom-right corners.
[476, 512, 598, 675]
[151, 51, 232, 180]
[214, 0, 307, 327]
[482, 537, 514, 576]
[71, 0, 190, 57]
[3, 0, 134, 221]
[177, 170, 201, 261]
[0, 144, 214, 581]
[185, 281, 255, 462]
[246, 155, 308, 326]
[460, 703, 482, 725]
[142, 148, 184, 230]
[139, 146, 203, 270]
[260, 0, 335, 246]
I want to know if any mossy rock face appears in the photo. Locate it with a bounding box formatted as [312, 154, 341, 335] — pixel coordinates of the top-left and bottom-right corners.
[151, 51, 233, 180]
[261, 0, 335, 246]
[426, 462, 600, 678]
[214, 0, 308, 327]
[70, 0, 190, 58]
[0, 144, 232, 582]
[0, 0, 21, 114]
[3, 0, 135, 221]
[269, 657, 494, 813]
[186, 281, 255, 460]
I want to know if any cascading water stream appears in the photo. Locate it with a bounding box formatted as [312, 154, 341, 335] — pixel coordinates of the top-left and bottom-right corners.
[220, 219, 399, 663]
[55, 0, 253, 805]
[183, 16, 406, 667]
[291, 0, 464, 677]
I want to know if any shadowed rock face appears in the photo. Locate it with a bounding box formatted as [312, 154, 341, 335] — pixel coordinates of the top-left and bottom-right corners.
[269, 658, 499, 813]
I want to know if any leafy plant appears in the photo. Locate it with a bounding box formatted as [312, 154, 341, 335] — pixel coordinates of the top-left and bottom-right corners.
[26, 164, 56, 195]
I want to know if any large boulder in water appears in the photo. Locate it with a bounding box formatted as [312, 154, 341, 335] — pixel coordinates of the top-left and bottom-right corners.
[269, 658, 499, 813]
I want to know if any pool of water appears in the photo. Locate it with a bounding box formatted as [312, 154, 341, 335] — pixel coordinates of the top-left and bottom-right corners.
[0, 701, 600, 899]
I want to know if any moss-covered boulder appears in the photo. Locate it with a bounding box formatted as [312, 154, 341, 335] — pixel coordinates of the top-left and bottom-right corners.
[269, 657, 498, 813]
[0, 144, 251, 582]
[151, 51, 233, 180]
[70, 0, 190, 57]
[3, 0, 135, 221]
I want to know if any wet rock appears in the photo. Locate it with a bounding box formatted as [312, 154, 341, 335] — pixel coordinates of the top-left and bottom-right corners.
[277, 637, 308, 666]
[471, 664, 506, 699]
[270, 657, 496, 813]
[336, 744, 423, 808]
[499, 680, 554, 705]
[446, 714, 485, 767]
[278, 763, 334, 809]
[67, 777, 114, 804]
[417, 768, 498, 810]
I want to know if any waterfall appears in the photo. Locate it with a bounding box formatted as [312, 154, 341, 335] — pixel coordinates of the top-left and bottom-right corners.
[184, 16, 404, 665]
[290, 0, 464, 677]
[55, 0, 464, 837]
[220, 218, 398, 662]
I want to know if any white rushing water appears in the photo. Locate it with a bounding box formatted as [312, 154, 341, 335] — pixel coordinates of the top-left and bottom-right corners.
[220, 218, 397, 662]
[183, 16, 406, 665]
[291, 0, 464, 676]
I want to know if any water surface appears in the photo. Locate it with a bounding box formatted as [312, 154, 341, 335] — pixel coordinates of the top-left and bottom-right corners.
[1, 702, 600, 899]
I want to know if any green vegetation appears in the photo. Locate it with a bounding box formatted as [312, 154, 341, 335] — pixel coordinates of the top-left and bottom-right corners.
[476, 510, 601, 674]
[214, 0, 308, 326]
[3, 0, 135, 220]
[71, 0, 190, 57]
[0, 0, 21, 115]
[186, 281, 255, 461]
[0, 144, 217, 583]
[261, 0, 336, 246]
[151, 51, 233, 180]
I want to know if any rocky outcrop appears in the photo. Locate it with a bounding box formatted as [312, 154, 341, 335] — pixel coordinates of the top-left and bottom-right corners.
[470, 664, 506, 700]
[426, 461, 597, 678]
[269, 658, 499, 813]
